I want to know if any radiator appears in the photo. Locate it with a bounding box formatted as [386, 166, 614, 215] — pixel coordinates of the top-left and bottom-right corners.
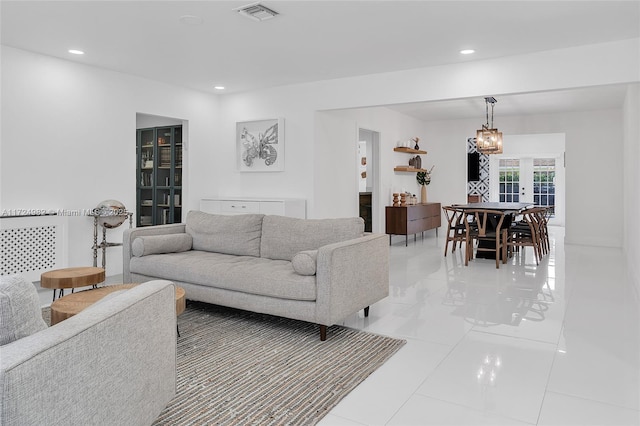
[1, 214, 68, 283]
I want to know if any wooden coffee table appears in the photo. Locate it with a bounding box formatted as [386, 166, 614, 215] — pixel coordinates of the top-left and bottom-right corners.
[41, 266, 105, 301]
[50, 283, 186, 326]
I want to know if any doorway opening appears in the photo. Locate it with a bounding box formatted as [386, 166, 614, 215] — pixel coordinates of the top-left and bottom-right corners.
[489, 133, 565, 226]
[357, 128, 380, 232]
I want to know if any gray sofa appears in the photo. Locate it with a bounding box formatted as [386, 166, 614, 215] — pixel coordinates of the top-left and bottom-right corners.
[0, 276, 176, 426]
[123, 211, 389, 340]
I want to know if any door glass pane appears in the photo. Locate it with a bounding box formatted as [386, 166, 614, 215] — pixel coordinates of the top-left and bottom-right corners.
[499, 159, 519, 203]
[533, 158, 555, 217]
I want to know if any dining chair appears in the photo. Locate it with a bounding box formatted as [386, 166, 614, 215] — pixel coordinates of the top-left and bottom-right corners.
[507, 207, 543, 265]
[537, 206, 552, 255]
[463, 209, 508, 269]
[442, 206, 467, 257]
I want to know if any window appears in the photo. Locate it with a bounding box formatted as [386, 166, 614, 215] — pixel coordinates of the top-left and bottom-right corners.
[499, 159, 520, 202]
[533, 159, 555, 216]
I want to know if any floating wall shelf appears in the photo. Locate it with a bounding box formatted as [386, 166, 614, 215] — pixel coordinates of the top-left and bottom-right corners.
[393, 147, 427, 155]
[393, 166, 428, 173]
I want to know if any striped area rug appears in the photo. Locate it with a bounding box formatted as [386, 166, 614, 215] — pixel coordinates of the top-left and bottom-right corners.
[153, 301, 406, 425]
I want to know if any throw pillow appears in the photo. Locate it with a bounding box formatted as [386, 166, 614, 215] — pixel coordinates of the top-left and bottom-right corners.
[132, 233, 193, 257]
[0, 274, 47, 346]
[291, 250, 318, 276]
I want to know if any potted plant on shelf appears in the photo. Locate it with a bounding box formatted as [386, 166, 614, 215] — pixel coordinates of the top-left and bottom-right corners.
[416, 166, 434, 203]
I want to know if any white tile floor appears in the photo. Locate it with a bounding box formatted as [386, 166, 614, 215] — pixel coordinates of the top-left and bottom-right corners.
[35, 227, 638, 425]
[320, 226, 640, 426]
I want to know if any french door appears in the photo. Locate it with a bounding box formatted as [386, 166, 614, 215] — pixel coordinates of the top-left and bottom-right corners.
[491, 156, 564, 226]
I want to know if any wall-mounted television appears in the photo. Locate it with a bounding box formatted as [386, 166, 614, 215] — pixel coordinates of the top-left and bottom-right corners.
[467, 152, 480, 182]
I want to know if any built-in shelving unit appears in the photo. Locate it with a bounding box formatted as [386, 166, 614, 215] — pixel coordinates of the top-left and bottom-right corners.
[136, 125, 183, 226]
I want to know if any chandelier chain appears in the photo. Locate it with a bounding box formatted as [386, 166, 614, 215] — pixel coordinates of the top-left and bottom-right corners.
[490, 101, 494, 128]
[485, 100, 489, 128]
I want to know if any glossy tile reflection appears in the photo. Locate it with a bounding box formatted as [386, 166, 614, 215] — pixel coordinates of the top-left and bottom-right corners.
[322, 227, 640, 426]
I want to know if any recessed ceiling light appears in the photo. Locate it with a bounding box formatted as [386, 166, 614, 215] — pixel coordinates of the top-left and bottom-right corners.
[460, 49, 475, 55]
[214, 86, 225, 90]
[179, 15, 203, 26]
[68, 49, 85, 55]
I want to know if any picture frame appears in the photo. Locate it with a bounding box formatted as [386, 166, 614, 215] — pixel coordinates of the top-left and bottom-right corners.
[236, 118, 284, 172]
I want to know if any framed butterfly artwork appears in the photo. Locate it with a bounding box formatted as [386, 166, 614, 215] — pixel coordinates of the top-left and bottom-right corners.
[236, 118, 284, 172]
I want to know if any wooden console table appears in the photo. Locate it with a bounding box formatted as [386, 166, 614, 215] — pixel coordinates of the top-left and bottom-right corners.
[385, 203, 441, 246]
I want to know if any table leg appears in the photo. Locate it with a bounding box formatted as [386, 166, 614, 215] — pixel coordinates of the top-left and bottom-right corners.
[52, 288, 65, 301]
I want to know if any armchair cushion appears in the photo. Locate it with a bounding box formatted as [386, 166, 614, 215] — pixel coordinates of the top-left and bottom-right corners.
[132, 233, 193, 257]
[0, 275, 47, 346]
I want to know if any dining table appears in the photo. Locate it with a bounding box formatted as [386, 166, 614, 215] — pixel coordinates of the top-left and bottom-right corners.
[451, 202, 533, 260]
[451, 202, 533, 214]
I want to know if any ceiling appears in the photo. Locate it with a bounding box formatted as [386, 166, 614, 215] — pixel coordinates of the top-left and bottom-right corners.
[2, 1, 639, 120]
[385, 85, 633, 122]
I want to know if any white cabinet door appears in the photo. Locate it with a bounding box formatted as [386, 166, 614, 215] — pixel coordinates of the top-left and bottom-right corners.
[200, 198, 306, 218]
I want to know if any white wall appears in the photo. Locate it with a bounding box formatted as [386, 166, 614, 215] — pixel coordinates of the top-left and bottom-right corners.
[1, 46, 219, 277]
[623, 84, 640, 297]
[136, 113, 184, 128]
[314, 107, 430, 232]
[501, 110, 623, 247]
[393, 110, 622, 247]
[206, 86, 316, 210]
[2, 38, 638, 277]
[210, 38, 637, 221]
[316, 108, 623, 247]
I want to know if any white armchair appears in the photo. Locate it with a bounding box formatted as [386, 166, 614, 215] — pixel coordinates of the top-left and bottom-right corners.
[0, 276, 177, 426]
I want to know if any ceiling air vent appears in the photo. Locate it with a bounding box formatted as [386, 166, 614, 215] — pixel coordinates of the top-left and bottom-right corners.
[234, 2, 279, 21]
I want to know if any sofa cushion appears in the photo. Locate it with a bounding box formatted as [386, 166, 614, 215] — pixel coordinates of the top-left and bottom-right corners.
[0, 275, 47, 346]
[130, 251, 316, 301]
[132, 234, 193, 257]
[186, 211, 264, 257]
[291, 250, 318, 276]
[260, 215, 364, 261]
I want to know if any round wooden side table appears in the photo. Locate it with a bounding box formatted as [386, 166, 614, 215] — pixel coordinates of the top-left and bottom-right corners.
[50, 283, 186, 326]
[41, 266, 105, 301]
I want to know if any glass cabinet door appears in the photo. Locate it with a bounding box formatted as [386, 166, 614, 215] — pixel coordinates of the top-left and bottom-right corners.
[137, 125, 183, 226]
[137, 129, 155, 226]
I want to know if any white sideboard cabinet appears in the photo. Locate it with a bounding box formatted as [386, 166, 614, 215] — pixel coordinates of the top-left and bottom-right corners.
[200, 198, 306, 219]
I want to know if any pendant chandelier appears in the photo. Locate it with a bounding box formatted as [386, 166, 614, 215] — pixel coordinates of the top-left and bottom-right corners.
[476, 96, 503, 154]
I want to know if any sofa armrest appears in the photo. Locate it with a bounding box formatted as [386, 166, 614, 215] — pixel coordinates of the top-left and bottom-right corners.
[315, 233, 389, 326]
[123, 224, 186, 281]
[0, 280, 176, 426]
